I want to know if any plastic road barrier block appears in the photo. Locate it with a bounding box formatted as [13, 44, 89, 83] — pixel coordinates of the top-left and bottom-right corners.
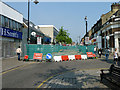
[75, 55, 81, 60]
[61, 55, 69, 61]
[68, 55, 75, 60]
[81, 55, 87, 60]
[53, 56, 62, 62]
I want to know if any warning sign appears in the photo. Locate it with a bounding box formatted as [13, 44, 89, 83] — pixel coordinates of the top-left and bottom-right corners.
[33, 53, 42, 60]
[86, 52, 94, 57]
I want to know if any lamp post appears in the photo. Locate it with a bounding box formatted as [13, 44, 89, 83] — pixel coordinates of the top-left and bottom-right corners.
[84, 16, 88, 45]
[84, 16, 88, 37]
[27, 0, 39, 44]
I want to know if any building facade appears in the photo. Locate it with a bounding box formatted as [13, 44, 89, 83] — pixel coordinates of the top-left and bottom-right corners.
[35, 25, 59, 44]
[22, 19, 51, 56]
[101, 10, 120, 53]
[83, 2, 120, 53]
[0, 1, 23, 58]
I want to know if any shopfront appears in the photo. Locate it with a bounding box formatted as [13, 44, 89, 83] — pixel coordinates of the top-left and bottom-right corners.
[0, 26, 22, 58]
[0, 1, 23, 58]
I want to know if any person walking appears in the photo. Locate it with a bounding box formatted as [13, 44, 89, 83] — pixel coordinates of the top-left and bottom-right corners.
[16, 46, 22, 61]
[94, 47, 97, 55]
[113, 48, 118, 65]
[98, 48, 102, 58]
[105, 48, 110, 61]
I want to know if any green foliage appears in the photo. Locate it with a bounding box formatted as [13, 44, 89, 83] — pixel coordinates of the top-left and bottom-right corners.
[56, 26, 72, 44]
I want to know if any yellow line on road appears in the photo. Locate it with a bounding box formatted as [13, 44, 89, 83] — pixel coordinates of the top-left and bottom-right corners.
[36, 67, 109, 89]
[0, 62, 35, 75]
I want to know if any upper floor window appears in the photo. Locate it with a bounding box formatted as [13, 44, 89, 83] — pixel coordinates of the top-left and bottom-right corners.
[5, 17, 9, 28]
[16, 23, 19, 31]
[9, 19, 12, 29]
[0, 15, 2, 26]
[12, 20, 15, 30]
[2, 16, 5, 27]
[18, 23, 22, 32]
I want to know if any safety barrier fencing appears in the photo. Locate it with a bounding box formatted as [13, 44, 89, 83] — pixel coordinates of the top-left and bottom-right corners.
[26, 44, 96, 60]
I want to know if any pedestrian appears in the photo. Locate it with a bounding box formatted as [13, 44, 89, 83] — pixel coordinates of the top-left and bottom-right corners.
[16, 46, 22, 61]
[105, 48, 110, 61]
[98, 48, 102, 58]
[94, 47, 97, 55]
[113, 48, 118, 65]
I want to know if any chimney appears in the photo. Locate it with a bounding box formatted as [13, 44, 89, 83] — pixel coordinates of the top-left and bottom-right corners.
[111, 2, 120, 11]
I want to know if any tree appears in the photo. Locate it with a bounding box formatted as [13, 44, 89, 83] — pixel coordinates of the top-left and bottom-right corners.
[56, 26, 72, 44]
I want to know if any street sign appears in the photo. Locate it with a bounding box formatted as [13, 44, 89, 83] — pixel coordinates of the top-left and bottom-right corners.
[33, 53, 42, 60]
[37, 37, 41, 44]
[85, 37, 89, 44]
[46, 53, 52, 60]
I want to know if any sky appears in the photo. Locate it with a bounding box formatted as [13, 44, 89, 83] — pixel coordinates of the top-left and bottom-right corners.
[6, 2, 113, 42]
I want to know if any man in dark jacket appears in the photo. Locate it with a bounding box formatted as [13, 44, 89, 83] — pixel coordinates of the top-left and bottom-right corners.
[98, 48, 102, 58]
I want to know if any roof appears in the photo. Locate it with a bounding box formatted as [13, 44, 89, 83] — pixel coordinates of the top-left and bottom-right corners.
[37, 25, 59, 32]
[1, 1, 23, 15]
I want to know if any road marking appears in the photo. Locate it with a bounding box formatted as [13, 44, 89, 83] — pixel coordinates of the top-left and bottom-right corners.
[0, 62, 35, 75]
[36, 67, 109, 89]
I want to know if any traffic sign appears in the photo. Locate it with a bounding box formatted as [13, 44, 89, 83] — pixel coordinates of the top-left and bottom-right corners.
[46, 53, 52, 60]
[33, 53, 42, 60]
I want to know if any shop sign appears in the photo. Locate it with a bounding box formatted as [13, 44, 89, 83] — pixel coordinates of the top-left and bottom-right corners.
[0, 27, 22, 39]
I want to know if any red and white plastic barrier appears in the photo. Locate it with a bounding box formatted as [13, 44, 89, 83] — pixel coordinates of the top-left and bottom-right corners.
[68, 55, 75, 60]
[53, 54, 87, 62]
[53, 56, 62, 62]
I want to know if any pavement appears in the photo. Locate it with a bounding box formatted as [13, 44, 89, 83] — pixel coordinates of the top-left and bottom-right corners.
[1, 56, 34, 72]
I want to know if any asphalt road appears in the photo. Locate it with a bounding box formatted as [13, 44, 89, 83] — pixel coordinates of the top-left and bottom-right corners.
[2, 59, 112, 88]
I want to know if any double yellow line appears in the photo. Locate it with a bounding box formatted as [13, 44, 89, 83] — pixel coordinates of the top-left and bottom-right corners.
[0, 62, 35, 75]
[36, 67, 109, 89]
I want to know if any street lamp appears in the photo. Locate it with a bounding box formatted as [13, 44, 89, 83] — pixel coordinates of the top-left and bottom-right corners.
[84, 16, 88, 45]
[27, 0, 39, 44]
[84, 16, 88, 37]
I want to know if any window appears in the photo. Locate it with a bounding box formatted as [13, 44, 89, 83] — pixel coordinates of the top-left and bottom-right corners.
[5, 17, 8, 28]
[2, 16, 5, 27]
[0, 15, 1, 26]
[18, 23, 22, 31]
[12, 20, 15, 30]
[9, 19, 12, 29]
[14, 21, 17, 30]
[16, 23, 19, 31]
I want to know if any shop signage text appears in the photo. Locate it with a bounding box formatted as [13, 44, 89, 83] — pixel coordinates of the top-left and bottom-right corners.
[0, 27, 22, 39]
